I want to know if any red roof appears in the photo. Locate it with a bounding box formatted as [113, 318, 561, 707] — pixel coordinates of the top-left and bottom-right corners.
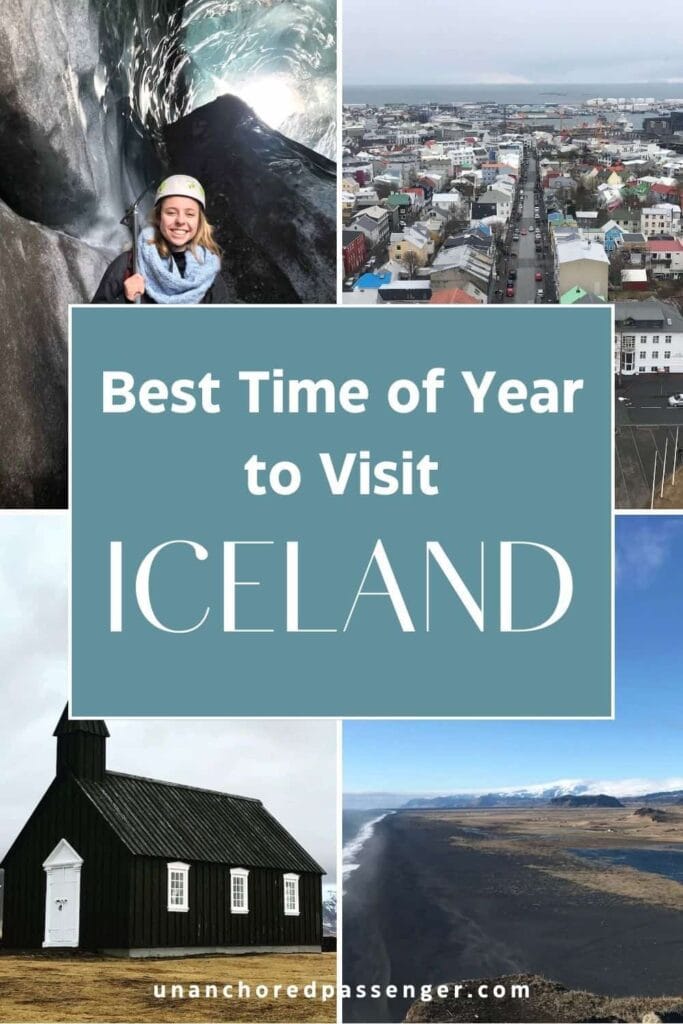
[647, 239, 683, 252]
[430, 289, 479, 305]
[651, 182, 677, 194]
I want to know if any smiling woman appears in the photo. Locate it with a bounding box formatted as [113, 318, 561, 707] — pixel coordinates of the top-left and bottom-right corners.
[92, 175, 229, 305]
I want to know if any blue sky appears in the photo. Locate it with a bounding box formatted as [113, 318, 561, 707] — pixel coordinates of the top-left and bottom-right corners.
[344, 517, 683, 797]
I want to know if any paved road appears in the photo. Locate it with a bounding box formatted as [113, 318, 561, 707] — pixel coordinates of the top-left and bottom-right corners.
[615, 375, 683, 507]
[514, 166, 538, 303]
[497, 150, 554, 305]
[616, 377, 683, 425]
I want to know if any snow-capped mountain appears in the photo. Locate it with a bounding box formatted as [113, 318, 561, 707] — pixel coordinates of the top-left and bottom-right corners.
[402, 777, 683, 809]
[323, 890, 337, 936]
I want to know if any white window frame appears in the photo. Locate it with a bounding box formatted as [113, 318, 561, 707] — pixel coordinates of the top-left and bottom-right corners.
[283, 873, 300, 916]
[167, 861, 190, 913]
[230, 867, 250, 914]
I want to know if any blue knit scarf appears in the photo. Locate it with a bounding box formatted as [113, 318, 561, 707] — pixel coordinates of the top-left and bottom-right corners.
[137, 227, 221, 304]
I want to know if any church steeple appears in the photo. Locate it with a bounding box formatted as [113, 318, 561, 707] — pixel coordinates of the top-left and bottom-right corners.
[54, 705, 109, 782]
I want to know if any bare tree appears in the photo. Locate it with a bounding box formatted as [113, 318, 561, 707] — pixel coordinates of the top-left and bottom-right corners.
[443, 201, 469, 236]
[609, 247, 627, 288]
[401, 250, 421, 278]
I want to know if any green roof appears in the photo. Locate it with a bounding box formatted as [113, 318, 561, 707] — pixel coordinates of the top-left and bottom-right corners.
[622, 183, 650, 197]
[560, 286, 587, 304]
[385, 193, 411, 208]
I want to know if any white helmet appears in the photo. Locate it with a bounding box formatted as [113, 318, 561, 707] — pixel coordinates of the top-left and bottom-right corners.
[154, 175, 206, 209]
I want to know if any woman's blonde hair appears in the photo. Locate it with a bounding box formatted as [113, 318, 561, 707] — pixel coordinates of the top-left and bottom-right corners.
[148, 200, 222, 262]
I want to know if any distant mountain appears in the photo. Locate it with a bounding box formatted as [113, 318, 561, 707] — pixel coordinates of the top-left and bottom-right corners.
[404, 783, 599, 809]
[636, 790, 683, 804]
[348, 782, 683, 813]
[551, 794, 624, 808]
[402, 785, 683, 810]
[323, 890, 337, 936]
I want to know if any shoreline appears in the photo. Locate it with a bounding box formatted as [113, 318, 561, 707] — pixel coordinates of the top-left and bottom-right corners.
[342, 811, 683, 1023]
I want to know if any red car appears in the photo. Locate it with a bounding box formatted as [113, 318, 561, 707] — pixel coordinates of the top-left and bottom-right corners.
[506, 285, 515, 298]
[535, 271, 543, 282]
[520, 227, 527, 235]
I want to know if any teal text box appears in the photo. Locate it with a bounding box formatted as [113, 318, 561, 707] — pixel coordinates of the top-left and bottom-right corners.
[71, 306, 612, 717]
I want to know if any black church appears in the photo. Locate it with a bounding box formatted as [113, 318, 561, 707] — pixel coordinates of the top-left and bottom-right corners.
[0, 710, 324, 956]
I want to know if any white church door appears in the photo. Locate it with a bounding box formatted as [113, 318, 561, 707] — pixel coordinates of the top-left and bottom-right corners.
[43, 839, 83, 948]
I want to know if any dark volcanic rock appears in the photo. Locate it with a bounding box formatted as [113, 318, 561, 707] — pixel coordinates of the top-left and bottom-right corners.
[0, 200, 109, 507]
[634, 807, 669, 821]
[404, 974, 683, 1023]
[163, 94, 336, 303]
[0, 0, 160, 244]
[551, 794, 624, 808]
[0, 0, 99, 228]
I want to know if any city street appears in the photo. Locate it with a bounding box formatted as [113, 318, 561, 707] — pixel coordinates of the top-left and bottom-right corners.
[495, 149, 556, 305]
[514, 161, 540, 303]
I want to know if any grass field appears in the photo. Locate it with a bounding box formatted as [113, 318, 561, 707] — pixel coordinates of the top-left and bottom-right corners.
[434, 805, 683, 911]
[0, 952, 336, 1023]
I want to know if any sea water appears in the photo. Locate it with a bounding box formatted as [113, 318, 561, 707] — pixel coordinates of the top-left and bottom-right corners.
[342, 810, 394, 892]
[569, 847, 683, 883]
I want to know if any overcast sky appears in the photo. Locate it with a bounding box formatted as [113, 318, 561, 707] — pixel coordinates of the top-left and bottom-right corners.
[0, 517, 337, 887]
[344, 0, 683, 86]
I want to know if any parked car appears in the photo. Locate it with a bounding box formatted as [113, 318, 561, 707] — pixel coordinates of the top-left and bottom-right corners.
[509, 269, 517, 280]
[668, 394, 683, 407]
[535, 271, 543, 282]
[506, 285, 515, 297]
[536, 287, 544, 300]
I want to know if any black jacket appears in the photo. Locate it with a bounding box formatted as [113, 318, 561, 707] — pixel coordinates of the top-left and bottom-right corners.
[91, 250, 230, 304]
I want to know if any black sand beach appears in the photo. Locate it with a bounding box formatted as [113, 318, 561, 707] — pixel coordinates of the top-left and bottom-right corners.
[342, 812, 683, 1023]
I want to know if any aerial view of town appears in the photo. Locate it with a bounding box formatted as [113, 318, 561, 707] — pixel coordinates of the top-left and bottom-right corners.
[342, 97, 683, 312]
[342, 0, 683, 510]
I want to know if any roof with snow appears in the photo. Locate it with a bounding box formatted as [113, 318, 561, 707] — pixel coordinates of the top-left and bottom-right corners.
[556, 238, 609, 264]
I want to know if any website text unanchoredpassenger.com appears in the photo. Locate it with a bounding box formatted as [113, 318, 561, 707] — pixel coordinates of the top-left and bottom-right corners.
[153, 980, 531, 1003]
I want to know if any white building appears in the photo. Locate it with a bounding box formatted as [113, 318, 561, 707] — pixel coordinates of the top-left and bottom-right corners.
[640, 203, 681, 238]
[555, 237, 609, 300]
[614, 299, 683, 375]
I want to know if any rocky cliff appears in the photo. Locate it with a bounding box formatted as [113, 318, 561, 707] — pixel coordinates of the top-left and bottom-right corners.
[404, 974, 683, 1023]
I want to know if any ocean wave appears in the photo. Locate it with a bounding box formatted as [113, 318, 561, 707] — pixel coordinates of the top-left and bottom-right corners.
[342, 812, 393, 892]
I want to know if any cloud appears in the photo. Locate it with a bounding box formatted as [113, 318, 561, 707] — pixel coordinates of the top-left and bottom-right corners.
[0, 520, 337, 884]
[616, 519, 680, 589]
[469, 73, 533, 86]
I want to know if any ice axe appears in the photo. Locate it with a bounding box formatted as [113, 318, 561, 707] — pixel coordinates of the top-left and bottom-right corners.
[121, 182, 155, 305]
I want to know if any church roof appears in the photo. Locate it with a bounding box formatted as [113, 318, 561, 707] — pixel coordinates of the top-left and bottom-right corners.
[74, 771, 324, 873]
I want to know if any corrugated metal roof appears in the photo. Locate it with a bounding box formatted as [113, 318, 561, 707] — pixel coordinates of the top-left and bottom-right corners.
[75, 772, 323, 874]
